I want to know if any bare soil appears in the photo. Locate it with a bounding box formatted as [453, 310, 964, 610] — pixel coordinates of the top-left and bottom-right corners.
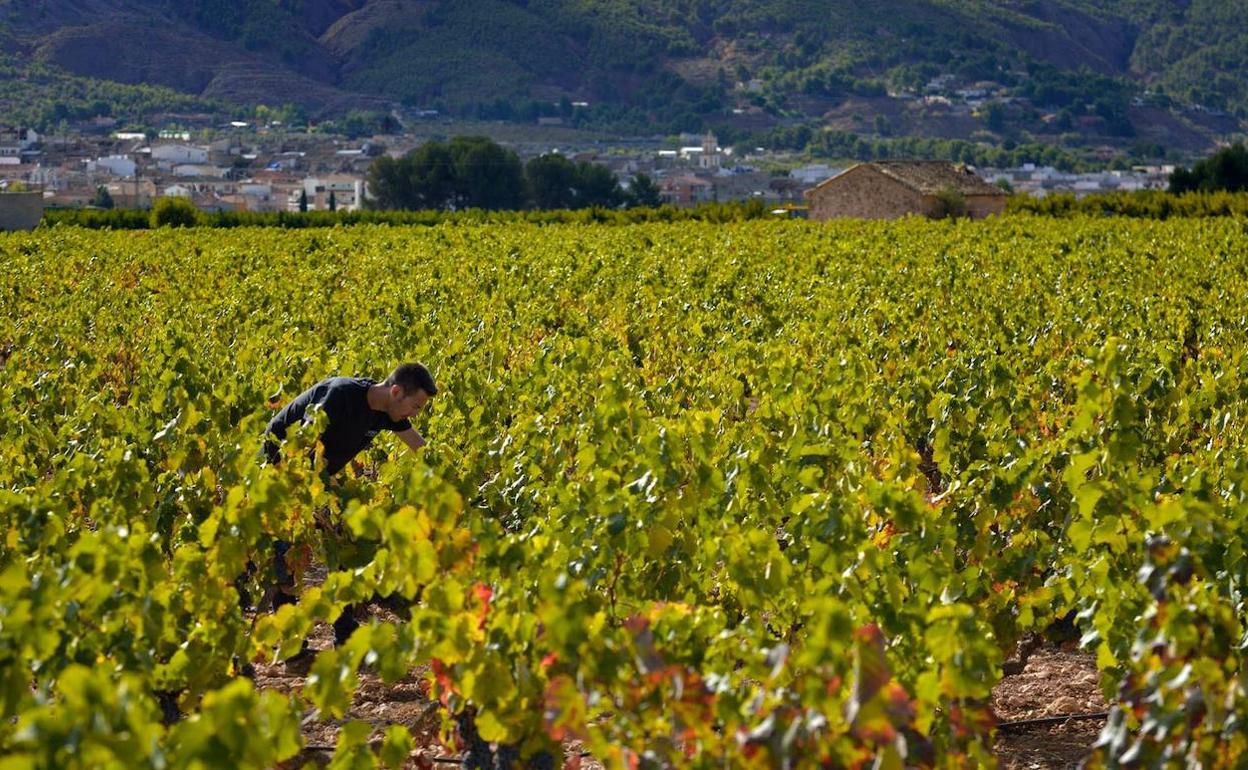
[258, 612, 1104, 768]
[993, 647, 1108, 769]
[257, 609, 445, 769]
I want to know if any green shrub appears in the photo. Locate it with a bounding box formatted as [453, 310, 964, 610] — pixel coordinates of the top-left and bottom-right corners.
[45, 200, 775, 230]
[150, 197, 200, 228]
[929, 187, 968, 220]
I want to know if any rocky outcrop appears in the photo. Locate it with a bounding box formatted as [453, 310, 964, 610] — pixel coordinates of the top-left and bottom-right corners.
[299, 0, 368, 37]
[32, 19, 373, 114]
[1003, 1, 1138, 74]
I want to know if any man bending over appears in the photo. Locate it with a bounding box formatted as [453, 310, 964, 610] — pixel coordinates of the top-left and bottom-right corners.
[260, 362, 437, 659]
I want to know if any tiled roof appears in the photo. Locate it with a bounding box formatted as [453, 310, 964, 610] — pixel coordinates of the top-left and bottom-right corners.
[819, 161, 1006, 196]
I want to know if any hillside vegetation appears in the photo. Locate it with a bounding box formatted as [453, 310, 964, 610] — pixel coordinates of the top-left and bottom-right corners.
[0, 0, 1245, 143]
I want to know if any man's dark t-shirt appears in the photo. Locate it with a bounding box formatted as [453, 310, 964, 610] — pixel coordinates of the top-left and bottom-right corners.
[264, 377, 411, 475]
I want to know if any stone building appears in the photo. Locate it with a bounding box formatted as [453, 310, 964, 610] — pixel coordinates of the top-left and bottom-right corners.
[698, 131, 720, 171]
[658, 174, 714, 208]
[804, 161, 1007, 221]
[0, 191, 44, 231]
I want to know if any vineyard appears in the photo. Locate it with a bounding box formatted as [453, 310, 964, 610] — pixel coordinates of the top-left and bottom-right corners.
[1, 218, 1246, 768]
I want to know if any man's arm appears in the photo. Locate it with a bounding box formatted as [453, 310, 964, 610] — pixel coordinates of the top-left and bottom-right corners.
[397, 428, 426, 453]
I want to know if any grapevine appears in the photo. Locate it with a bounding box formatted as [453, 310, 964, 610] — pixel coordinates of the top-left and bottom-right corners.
[0, 218, 1246, 767]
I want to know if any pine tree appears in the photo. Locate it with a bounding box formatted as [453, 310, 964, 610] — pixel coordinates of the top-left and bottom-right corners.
[92, 186, 115, 210]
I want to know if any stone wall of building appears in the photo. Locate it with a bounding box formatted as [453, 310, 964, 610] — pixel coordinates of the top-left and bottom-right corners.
[917, 193, 1006, 220]
[0, 192, 44, 231]
[964, 194, 1007, 219]
[807, 166, 1007, 221]
[806, 166, 924, 220]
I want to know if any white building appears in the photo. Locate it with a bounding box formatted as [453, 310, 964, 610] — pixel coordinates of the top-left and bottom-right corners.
[89, 155, 136, 178]
[302, 175, 365, 211]
[0, 127, 39, 154]
[238, 183, 281, 212]
[173, 164, 227, 178]
[240, 183, 271, 197]
[790, 164, 840, 186]
[29, 166, 60, 189]
[152, 144, 209, 166]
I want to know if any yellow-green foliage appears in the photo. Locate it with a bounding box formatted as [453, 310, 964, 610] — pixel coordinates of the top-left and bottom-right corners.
[1, 219, 1246, 768]
[1007, 189, 1248, 218]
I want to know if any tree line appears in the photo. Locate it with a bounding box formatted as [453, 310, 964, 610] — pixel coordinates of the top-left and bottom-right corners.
[365, 136, 662, 211]
[1169, 143, 1248, 193]
[738, 125, 1090, 172]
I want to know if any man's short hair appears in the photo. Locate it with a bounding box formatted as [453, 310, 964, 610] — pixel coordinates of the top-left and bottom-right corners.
[385, 362, 438, 397]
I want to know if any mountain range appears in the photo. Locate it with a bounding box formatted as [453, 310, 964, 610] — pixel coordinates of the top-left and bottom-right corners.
[0, 1, 1244, 149]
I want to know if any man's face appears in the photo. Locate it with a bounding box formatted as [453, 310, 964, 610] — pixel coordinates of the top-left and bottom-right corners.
[389, 385, 430, 421]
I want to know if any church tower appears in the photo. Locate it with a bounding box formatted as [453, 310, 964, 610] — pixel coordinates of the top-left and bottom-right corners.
[699, 131, 720, 170]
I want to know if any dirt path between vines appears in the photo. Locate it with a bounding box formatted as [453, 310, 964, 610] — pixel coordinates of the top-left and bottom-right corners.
[993, 647, 1108, 769]
[259, 609, 1104, 769]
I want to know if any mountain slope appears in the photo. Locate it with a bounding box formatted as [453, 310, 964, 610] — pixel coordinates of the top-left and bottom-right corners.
[0, 0, 1243, 135]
